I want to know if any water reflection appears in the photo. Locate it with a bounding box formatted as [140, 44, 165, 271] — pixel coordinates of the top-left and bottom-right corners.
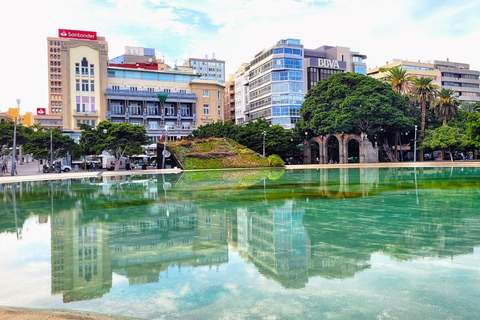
[1, 167, 480, 304]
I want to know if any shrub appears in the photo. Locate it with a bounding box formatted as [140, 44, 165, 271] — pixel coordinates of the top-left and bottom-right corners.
[268, 154, 285, 167]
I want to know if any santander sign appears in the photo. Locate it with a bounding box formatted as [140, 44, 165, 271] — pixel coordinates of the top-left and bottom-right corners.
[58, 29, 97, 41]
[37, 108, 46, 115]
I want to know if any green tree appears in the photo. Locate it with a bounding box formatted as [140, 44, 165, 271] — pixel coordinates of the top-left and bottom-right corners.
[299, 73, 415, 159]
[23, 127, 78, 165]
[79, 121, 149, 170]
[431, 88, 459, 126]
[381, 66, 415, 95]
[421, 126, 468, 162]
[465, 113, 480, 150]
[459, 101, 479, 113]
[412, 77, 438, 160]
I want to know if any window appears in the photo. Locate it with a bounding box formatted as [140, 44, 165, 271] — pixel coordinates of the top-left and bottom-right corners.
[130, 87, 138, 91]
[129, 103, 141, 115]
[112, 85, 120, 90]
[75, 63, 79, 76]
[218, 91, 221, 99]
[147, 87, 155, 92]
[82, 80, 89, 92]
[90, 64, 94, 76]
[181, 122, 191, 130]
[165, 103, 174, 116]
[163, 88, 171, 93]
[180, 104, 190, 116]
[148, 121, 158, 130]
[91, 120, 95, 127]
[203, 89, 209, 97]
[81, 58, 89, 76]
[76, 103, 80, 112]
[218, 106, 221, 117]
[166, 121, 175, 130]
[90, 80, 95, 92]
[130, 120, 141, 125]
[76, 79, 80, 91]
[203, 104, 210, 115]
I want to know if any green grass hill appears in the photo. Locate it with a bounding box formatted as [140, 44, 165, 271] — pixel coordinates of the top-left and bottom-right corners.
[168, 138, 284, 170]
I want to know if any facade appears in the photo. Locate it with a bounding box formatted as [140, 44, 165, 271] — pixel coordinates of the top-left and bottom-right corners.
[238, 39, 367, 129]
[367, 59, 480, 103]
[190, 79, 225, 126]
[234, 64, 249, 125]
[5, 108, 34, 126]
[184, 55, 225, 83]
[0, 112, 12, 123]
[106, 66, 200, 142]
[304, 45, 367, 91]
[224, 75, 235, 122]
[41, 29, 109, 130]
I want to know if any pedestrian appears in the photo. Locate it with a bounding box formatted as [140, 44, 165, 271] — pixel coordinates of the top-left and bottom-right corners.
[1, 163, 6, 175]
[14, 162, 17, 175]
[74, 164, 79, 172]
[92, 162, 96, 171]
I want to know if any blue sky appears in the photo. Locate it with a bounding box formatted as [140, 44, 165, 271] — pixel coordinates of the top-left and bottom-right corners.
[1, 0, 480, 114]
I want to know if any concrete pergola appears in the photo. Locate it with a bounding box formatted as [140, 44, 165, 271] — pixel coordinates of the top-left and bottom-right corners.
[304, 133, 378, 164]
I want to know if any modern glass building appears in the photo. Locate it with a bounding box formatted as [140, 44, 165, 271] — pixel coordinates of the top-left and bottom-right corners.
[239, 39, 367, 129]
[245, 39, 304, 129]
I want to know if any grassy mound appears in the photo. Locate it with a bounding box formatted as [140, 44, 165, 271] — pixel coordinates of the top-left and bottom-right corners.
[168, 138, 276, 170]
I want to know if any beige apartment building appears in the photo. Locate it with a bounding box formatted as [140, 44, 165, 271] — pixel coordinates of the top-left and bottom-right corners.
[224, 75, 235, 122]
[190, 79, 225, 126]
[39, 30, 108, 131]
[367, 59, 480, 103]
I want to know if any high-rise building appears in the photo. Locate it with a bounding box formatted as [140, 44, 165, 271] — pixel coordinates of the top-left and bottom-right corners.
[367, 59, 480, 103]
[234, 64, 249, 126]
[238, 39, 367, 129]
[184, 55, 225, 83]
[223, 75, 235, 122]
[41, 29, 109, 132]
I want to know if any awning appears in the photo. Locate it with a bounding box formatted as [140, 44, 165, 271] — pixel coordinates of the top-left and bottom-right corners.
[157, 94, 168, 102]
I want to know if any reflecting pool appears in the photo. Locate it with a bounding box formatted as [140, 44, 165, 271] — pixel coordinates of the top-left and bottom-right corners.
[1, 167, 480, 319]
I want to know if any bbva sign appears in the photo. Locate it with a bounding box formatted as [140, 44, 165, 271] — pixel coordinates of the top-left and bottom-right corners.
[318, 58, 340, 69]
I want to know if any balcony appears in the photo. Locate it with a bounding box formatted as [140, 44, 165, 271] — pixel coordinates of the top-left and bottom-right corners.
[106, 88, 197, 101]
[73, 110, 98, 117]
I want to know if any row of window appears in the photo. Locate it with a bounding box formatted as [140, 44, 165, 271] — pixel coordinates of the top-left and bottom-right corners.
[76, 79, 95, 92]
[272, 93, 304, 105]
[272, 106, 301, 117]
[249, 73, 271, 90]
[442, 73, 479, 80]
[51, 74, 62, 80]
[49, 41, 65, 47]
[77, 119, 96, 127]
[51, 108, 62, 113]
[442, 82, 479, 88]
[51, 101, 62, 106]
[272, 71, 302, 82]
[272, 82, 303, 93]
[108, 69, 197, 83]
[51, 88, 62, 93]
[273, 58, 302, 69]
[50, 54, 60, 60]
[38, 119, 63, 125]
[249, 59, 273, 79]
[273, 48, 302, 55]
[250, 84, 271, 100]
[50, 67, 61, 73]
[457, 91, 480, 97]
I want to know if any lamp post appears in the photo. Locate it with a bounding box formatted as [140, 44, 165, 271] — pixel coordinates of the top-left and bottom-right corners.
[262, 131, 266, 157]
[163, 125, 168, 169]
[11, 118, 17, 176]
[414, 125, 417, 162]
[50, 129, 53, 169]
[304, 132, 308, 164]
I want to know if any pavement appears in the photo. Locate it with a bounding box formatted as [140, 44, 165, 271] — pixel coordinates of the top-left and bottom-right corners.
[0, 159, 181, 184]
[1, 158, 479, 184]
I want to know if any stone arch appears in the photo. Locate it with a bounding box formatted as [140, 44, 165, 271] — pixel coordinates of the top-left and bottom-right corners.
[324, 134, 340, 164]
[345, 135, 361, 163]
[305, 133, 378, 164]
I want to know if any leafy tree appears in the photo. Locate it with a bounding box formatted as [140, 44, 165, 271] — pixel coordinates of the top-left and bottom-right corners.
[79, 121, 149, 170]
[465, 113, 480, 150]
[23, 127, 78, 165]
[188, 119, 300, 158]
[431, 88, 459, 126]
[299, 72, 415, 159]
[381, 66, 415, 95]
[421, 126, 468, 162]
[459, 101, 479, 113]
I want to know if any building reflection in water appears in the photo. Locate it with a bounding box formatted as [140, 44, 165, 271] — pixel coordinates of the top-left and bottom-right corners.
[1, 167, 479, 302]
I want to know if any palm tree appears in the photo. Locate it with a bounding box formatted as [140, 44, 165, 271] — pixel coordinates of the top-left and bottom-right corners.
[382, 66, 415, 95]
[459, 101, 479, 113]
[412, 77, 438, 160]
[431, 88, 459, 126]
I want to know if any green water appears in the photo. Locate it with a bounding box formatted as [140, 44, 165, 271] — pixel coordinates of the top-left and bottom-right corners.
[1, 167, 480, 319]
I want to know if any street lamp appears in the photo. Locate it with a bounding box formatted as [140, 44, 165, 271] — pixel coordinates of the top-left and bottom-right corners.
[304, 132, 308, 164]
[414, 125, 418, 162]
[163, 125, 168, 169]
[50, 129, 53, 169]
[262, 131, 266, 157]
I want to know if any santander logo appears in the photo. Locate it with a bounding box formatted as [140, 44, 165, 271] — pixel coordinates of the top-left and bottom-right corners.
[37, 108, 46, 115]
[60, 31, 67, 37]
[58, 29, 97, 41]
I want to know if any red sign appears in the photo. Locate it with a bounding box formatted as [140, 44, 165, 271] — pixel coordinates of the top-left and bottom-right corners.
[37, 108, 46, 115]
[58, 29, 97, 41]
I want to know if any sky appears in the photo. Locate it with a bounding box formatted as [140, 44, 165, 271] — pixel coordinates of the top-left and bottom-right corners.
[1, 0, 479, 114]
